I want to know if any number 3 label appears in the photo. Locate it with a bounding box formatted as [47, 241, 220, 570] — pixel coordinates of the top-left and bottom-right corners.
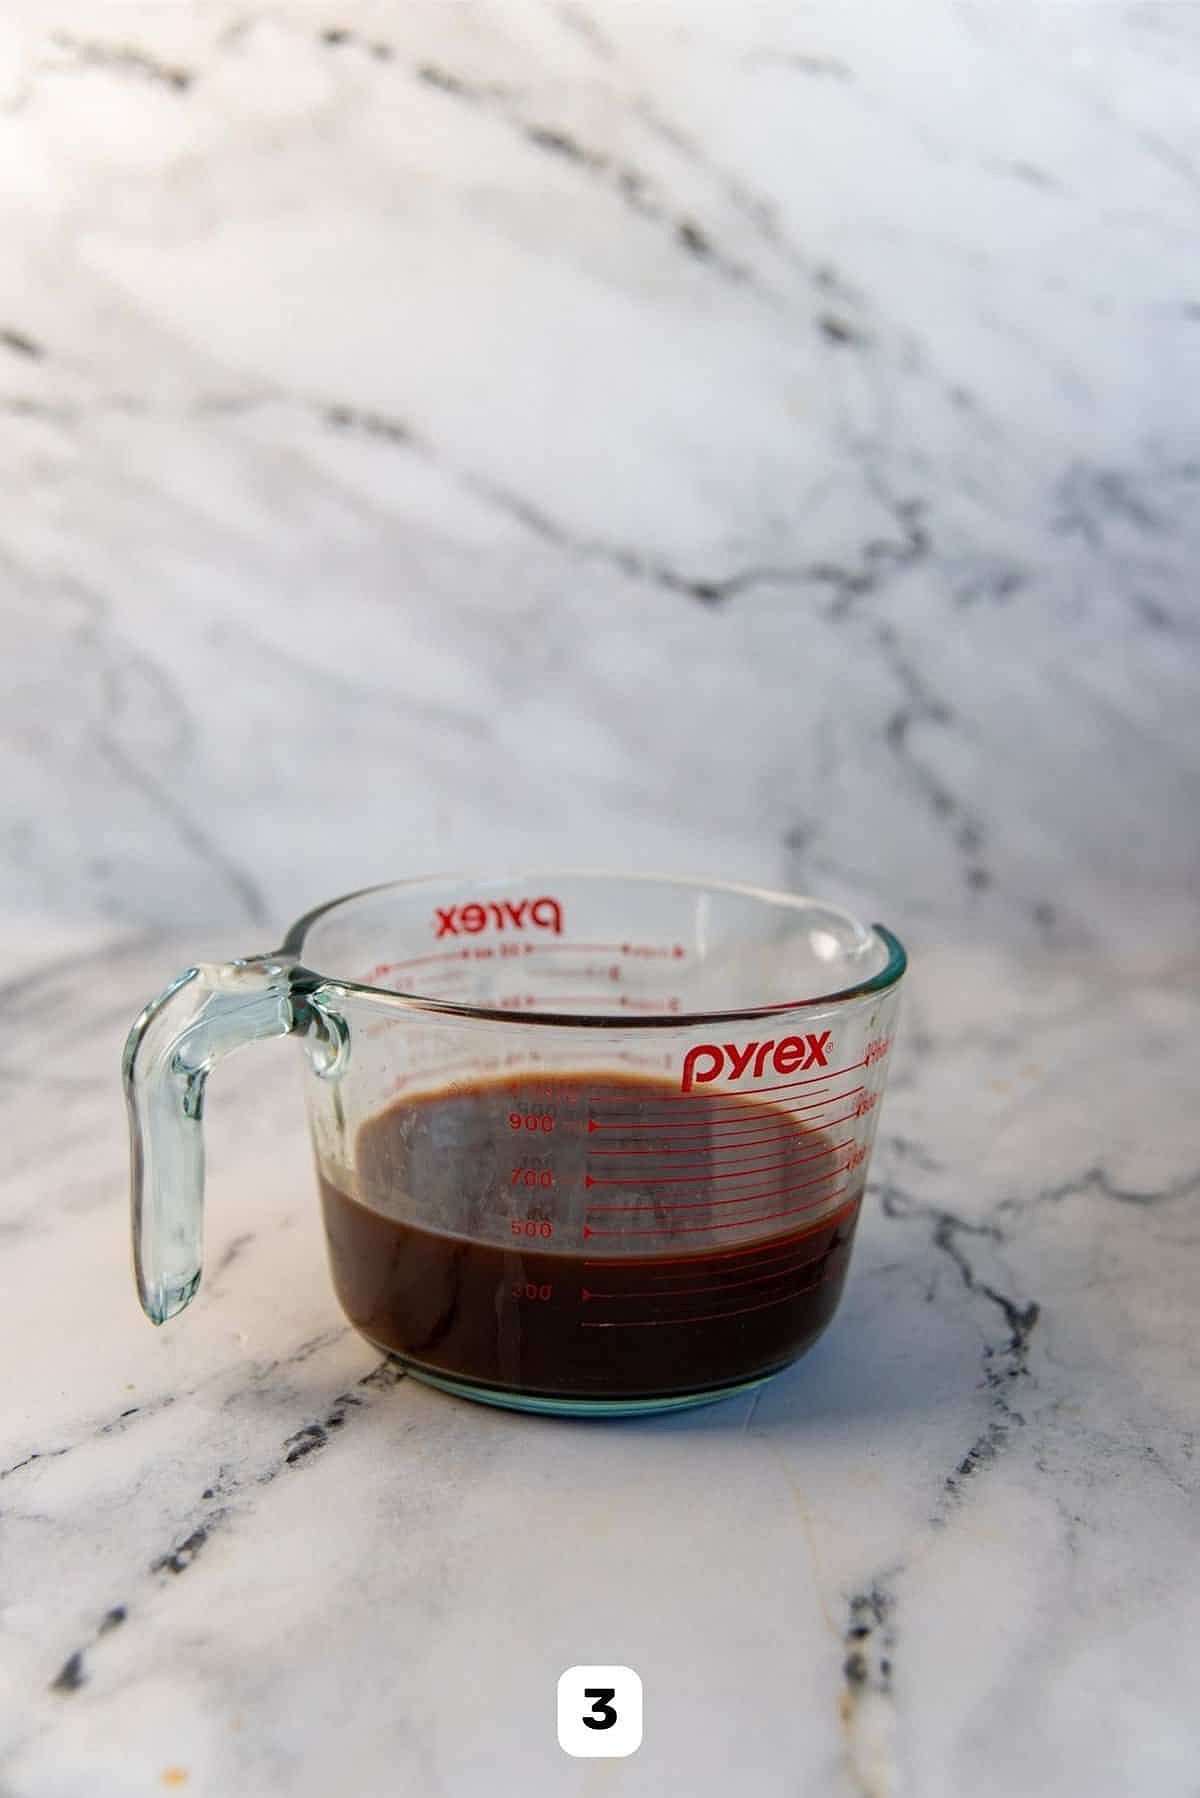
[557, 1666, 643, 1757]
[583, 1688, 617, 1730]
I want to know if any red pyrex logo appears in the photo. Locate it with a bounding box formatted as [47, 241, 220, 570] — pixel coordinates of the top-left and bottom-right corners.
[681, 1031, 831, 1093]
[434, 896, 563, 938]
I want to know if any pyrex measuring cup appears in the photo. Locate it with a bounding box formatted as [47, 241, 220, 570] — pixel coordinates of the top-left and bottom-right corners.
[125, 874, 905, 1415]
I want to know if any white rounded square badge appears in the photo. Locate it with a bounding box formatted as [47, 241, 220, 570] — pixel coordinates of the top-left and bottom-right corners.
[557, 1665, 643, 1757]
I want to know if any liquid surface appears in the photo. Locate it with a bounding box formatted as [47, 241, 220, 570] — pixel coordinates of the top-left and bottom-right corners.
[319, 1075, 865, 1402]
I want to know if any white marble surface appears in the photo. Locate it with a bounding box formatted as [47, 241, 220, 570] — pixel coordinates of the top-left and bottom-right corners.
[2, 1, 1199, 1793]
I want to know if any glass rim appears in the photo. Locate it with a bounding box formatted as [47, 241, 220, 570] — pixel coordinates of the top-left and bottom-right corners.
[279, 870, 908, 1030]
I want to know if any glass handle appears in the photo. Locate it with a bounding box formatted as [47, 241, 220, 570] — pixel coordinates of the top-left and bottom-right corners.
[123, 955, 319, 1325]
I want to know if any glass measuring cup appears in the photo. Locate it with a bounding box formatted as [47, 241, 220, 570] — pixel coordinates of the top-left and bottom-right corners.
[125, 874, 905, 1416]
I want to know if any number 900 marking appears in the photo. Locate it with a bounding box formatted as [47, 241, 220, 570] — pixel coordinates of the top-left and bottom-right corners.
[509, 1111, 555, 1134]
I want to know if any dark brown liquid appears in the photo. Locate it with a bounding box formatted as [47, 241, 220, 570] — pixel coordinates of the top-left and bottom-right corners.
[318, 1075, 864, 1404]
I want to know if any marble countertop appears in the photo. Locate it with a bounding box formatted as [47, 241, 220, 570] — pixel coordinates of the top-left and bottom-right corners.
[3, 0, 1200, 1792]
[3, 931, 1198, 1798]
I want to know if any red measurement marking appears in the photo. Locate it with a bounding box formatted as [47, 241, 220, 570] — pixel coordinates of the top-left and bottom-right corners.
[516, 993, 681, 1012]
[586, 1159, 849, 1217]
[586, 1125, 815, 1157]
[523, 942, 622, 955]
[587, 1087, 863, 1134]
[508, 1112, 555, 1134]
[584, 1095, 849, 1140]
[582, 1242, 834, 1301]
[580, 1261, 842, 1327]
[586, 1123, 846, 1159]
[585, 1091, 829, 1130]
[584, 1138, 845, 1188]
[586, 1059, 866, 1113]
[592, 1234, 838, 1287]
[582, 1196, 860, 1267]
[521, 994, 630, 1006]
[583, 1184, 848, 1239]
[496, 993, 661, 1009]
[508, 1080, 585, 1101]
[363, 951, 472, 979]
[520, 942, 688, 958]
[572, 999, 683, 1014]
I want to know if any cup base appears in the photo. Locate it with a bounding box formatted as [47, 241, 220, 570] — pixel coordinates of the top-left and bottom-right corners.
[368, 1346, 785, 1417]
